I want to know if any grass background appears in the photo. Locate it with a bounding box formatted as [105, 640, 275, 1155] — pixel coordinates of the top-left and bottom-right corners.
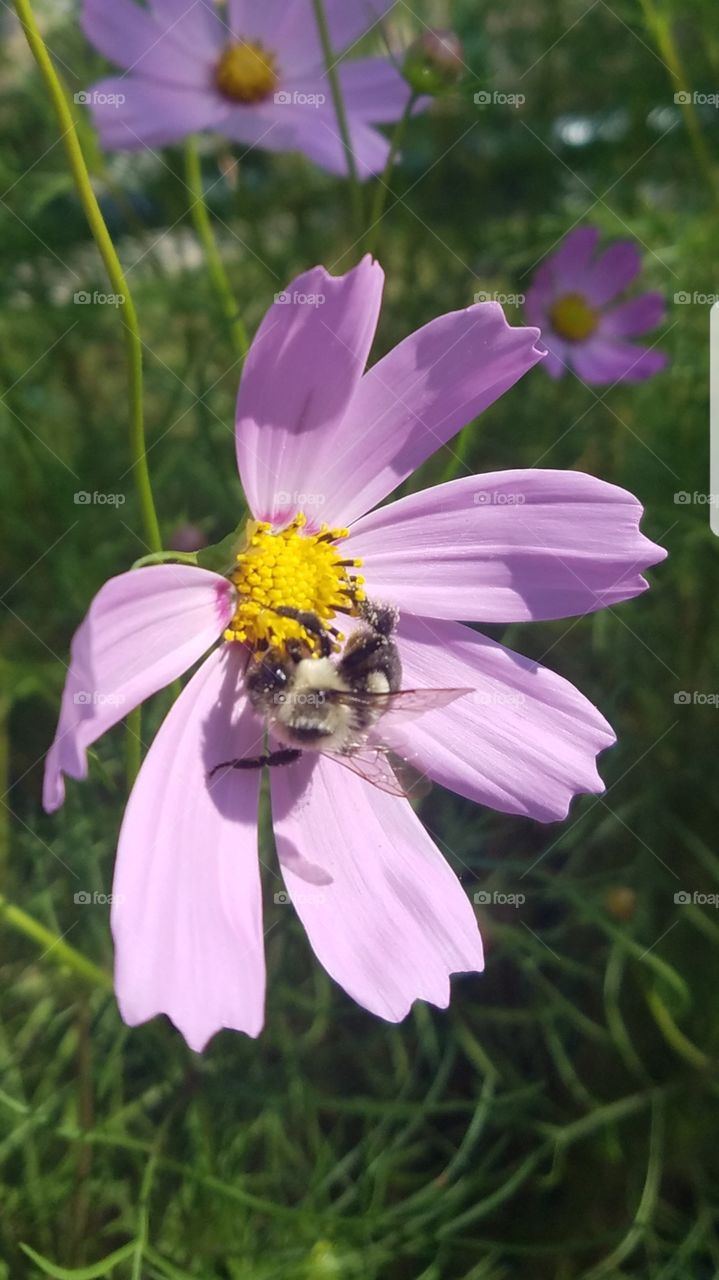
[1, 0, 718, 1276]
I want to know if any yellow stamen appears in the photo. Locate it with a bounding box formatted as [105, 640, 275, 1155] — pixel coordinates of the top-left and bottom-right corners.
[224, 513, 365, 652]
[215, 40, 278, 105]
[548, 292, 599, 342]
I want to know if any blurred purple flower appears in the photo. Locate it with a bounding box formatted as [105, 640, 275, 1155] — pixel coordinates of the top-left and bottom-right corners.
[80, 0, 422, 177]
[525, 226, 668, 384]
[44, 259, 665, 1051]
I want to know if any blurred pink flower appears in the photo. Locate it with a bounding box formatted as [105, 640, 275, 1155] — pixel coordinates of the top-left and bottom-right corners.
[44, 258, 665, 1051]
[526, 226, 667, 384]
[81, 0, 422, 177]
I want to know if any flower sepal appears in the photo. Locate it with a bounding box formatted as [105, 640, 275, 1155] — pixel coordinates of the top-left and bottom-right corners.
[195, 523, 247, 576]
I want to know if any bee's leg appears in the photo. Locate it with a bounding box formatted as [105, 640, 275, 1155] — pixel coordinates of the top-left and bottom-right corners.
[273, 606, 333, 657]
[208, 748, 301, 778]
[358, 600, 399, 637]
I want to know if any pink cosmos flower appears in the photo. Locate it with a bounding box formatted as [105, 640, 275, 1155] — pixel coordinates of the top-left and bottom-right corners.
[81, 0, 420, 177]
[526, 226, 668, 384]
[44, 258, 666, 1052]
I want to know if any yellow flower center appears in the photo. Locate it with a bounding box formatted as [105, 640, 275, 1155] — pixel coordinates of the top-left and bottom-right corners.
[548, 292, 599, 342]
[215, 40, 279, 104]
[224, 514, 365, 654]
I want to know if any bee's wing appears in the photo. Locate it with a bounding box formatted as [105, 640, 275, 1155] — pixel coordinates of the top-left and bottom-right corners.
[368, 686, 473, 730]
[324, 746, 410, 798]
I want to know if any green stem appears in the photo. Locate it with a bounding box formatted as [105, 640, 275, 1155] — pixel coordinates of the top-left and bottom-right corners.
[0, 894, 113, 991]
[365, 92, 418, 257]
[638, 0, 719, 207]
[311, 0, 364, 239]
[132, 550, 199, 569]
[12, 0, 162, 554]
[13, 0, 164, 786]
[184, 137, 248, 364]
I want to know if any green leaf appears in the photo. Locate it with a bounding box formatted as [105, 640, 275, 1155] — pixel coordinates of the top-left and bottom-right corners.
[20, 1241, 137, 1279]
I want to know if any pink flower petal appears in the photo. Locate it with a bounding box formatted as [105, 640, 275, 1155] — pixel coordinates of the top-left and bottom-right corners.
[382, 615, 616, 822]
[270, 753, 484, 1019]
[43, 566, 232, 813]
[582, 241, 642, 306]
[571, 336, 667, 385]
[242, 0, 394, 75]
[541, 344, 568, 378]
[348, 469, 666, 622]
[226, 101, 393, 177]
[235, 258, 384, 523]
[543, 225, 600, 291]
[82, 0, 215, 81]
[294, 302, 544, 528]
[87, 76, 230, 151]
[149, 0, 225, 56]
[600, 291, 666, 338]
[336, 57, 419, 121]
[112, 646, 265, 1051]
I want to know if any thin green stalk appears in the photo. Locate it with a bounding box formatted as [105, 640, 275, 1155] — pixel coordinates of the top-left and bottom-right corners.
[365, 92, 418, 257]
[0, 893, 113, 991]
[184, 137, 248, 363]
[14, 0, 163, 786]
[13, 0, 161, 554]
[311, 0, 364, 238]
[639, 0, 719, 206]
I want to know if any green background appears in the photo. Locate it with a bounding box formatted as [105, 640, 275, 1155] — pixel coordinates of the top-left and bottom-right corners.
[1, 0, 717, 1276]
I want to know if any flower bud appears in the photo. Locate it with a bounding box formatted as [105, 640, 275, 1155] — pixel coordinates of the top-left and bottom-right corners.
[403, 29, 464, 95]
[167, 523, 208, 553]
[605, 886, 637, 922]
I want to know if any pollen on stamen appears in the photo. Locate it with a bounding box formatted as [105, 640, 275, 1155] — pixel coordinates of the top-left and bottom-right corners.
[224, 514, 365, 654]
